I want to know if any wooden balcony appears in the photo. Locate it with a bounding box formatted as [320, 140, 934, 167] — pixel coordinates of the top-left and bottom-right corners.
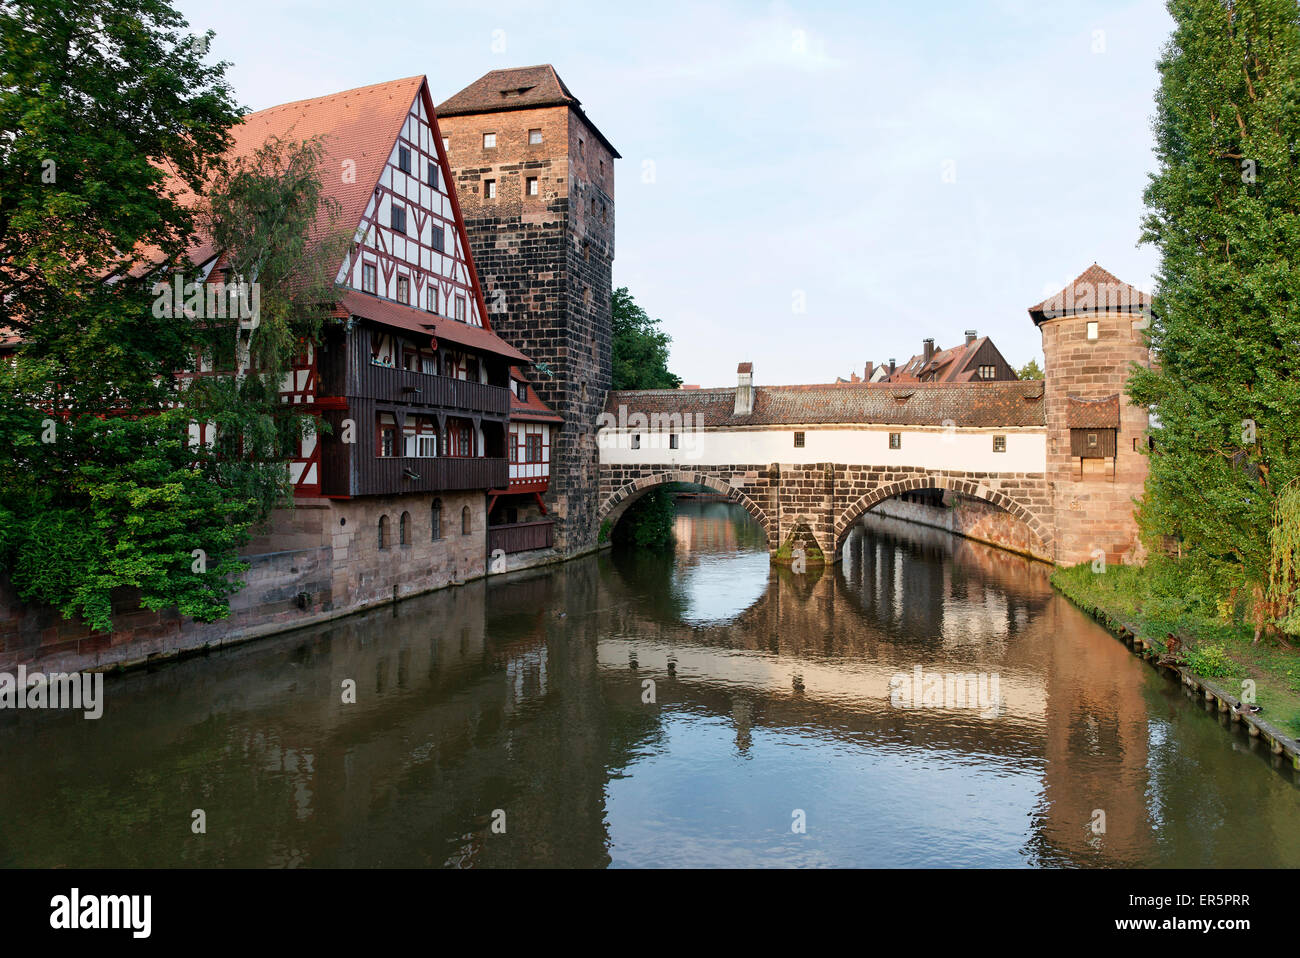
[352, 363, 510, 417]
[334, 455, 508, 497]
[488, 519, 554, 555]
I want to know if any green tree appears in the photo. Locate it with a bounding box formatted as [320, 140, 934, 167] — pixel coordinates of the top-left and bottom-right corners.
[1128, 0, 1300, 631]
[611, 286, 682, 390]
[1018, 358, 1044, 380]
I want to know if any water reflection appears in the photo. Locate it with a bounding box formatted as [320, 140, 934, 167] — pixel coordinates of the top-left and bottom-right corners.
[0, 503, 1297, 868]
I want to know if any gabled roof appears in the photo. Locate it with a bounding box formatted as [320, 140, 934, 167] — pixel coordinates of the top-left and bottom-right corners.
[1028, 264, 1151, 325]
[508, 366, 563, 422]
[882, 336, 1008, 384]
[436, 65, 621, 158]
[1066, 394, 1121, 429]
[604, 381, 1045, 429]
[338, 289, 530, 364]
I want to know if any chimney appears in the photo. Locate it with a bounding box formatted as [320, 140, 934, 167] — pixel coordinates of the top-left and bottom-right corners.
[735, 362, 754, 416]
[864, 361, 874, 381]
[850, 371, 860, 383]
[965, 329, 977, 346]
[922, 338, 935, 363]
[888, 358, 896, 377]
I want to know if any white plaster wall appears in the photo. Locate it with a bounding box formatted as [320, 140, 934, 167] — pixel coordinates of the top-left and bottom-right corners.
[598, 426, 1046, 474]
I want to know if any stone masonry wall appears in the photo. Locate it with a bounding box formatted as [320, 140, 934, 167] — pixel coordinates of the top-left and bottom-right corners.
[871, 494, 1051, 561]
[1040, 309, 1150, 566]
[440, 104, 614, 557]
[0, 491, 486, 673]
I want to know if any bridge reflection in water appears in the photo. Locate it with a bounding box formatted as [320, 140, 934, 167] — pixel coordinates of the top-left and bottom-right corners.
[1, 501, 1298, 868]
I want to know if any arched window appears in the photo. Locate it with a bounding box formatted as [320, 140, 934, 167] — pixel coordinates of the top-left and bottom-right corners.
[431, 498, 442, 540]
[400, 511, 410, 546]
[462, 505, 471, 535]
[378, 515, 389, 550]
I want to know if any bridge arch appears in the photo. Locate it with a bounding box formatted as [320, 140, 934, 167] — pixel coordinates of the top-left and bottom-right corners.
[598, 470, 775, 548]
[833, 475, 1052, 560]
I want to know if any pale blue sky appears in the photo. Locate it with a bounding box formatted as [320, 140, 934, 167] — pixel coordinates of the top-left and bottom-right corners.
[176, 0, 1172, 386]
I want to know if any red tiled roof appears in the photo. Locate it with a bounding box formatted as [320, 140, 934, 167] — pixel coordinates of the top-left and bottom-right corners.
[1029, 264, 1151, 324]
[605, 381, 1045, 429]
[508, 366, 562, 422]
[338, 289, 530, 363]
[880, 336, 1010, 384]
[1066, 394, 1120, 429]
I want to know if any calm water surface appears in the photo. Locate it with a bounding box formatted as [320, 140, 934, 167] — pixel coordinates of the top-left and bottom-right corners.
[2, 502, 1298, 867]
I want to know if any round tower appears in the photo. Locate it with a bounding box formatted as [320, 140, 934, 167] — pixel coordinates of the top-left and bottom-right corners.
[1030, 264, 1152, 566]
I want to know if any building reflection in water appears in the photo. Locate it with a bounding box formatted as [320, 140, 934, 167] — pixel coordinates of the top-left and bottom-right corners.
[1, 500, 1298, 867]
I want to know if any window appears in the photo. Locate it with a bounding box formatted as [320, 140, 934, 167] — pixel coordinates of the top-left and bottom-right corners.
[529, 129, 542, 145]
[1086, 320, 1099, 340]
[362, 263, 377, 294]
[1088, 432, 1099, 449]
[431, 499, 442, 540]
[515, 380, 527, 400]
[889, 432, 902, 449]
[377, 414, 397, 457]
[669, 434, 679, 450]
[631, 434, 641, 450]
[509, 430, 518, 463]
[430, 225, 444, 252]
[455, 295, 466, 321]
[397, 146, 411, 173]
[426, 286, 438, 314]
[993, 435, 1007, 453]
[484, 179, 496, 199]
[578, 137, 584, 156]
[483, 132, 496, 149]
[526, 176, 538, 196]
[391, 204, 406, 233]
[793, 431, 805, 448]
[462, 505, 471, 535]
[427, 160, 438, 188]
[525, 433, 542, 463]
[400, 511, 410, 546]
[979, 365, 996, 379]
[378, 515, 389, 550]
[396, 276, 410, 304]
[442, 136, 450, 151]
[405, 416, 436, 457]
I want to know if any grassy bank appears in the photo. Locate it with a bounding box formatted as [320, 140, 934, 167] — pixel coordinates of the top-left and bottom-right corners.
[1052, 563, 1300, 735]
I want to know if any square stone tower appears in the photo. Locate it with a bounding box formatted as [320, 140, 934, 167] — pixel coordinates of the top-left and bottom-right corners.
[437, 66, 618, 555]
[1030, 264, 1152, 566]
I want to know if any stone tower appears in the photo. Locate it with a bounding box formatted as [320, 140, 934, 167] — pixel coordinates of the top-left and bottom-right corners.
[1029, 264, 1152, 566]
[437, 66, 618, 555]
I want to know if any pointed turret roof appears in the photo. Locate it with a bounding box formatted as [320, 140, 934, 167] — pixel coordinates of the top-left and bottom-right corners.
[1028, 264, 1151, 325]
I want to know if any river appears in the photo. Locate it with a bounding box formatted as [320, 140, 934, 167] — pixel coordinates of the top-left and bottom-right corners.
[2, 501, 1297, 867]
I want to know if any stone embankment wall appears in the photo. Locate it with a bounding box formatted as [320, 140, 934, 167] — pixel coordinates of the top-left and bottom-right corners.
[871, 492, 1051, 562]
[0, 490, 486, 673]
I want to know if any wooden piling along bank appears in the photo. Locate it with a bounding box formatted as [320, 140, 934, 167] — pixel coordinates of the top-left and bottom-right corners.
[1064, 596, 1300, 772]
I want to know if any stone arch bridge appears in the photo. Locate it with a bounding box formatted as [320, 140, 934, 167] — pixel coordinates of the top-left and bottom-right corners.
[595, 378, 1056, 564]
[597, 463, 1053, 563]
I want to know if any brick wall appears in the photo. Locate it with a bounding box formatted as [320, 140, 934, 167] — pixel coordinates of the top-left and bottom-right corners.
[1040, 310, 1150, 566]
[0, 490, 486, 673]
[440, 104, 614, 556]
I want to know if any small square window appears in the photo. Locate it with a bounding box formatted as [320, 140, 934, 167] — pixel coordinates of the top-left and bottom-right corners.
[390, 204, 406, 233]
[484, 179, 496, 199]
[889, 432, 902, 449]
[793, 431, 805, 448]
[397, 146, 411, 173]
[427, 161, 439, 189]
[1086, 320, 1099, 340]
[483, 132, 496, 149]
[993, 435, 1007, 453]
[1088, 432, 1099, 448]
[669, 434, 679, 450]
[529, 129, 542, 145]
[526, 176, 538, 196]
[631, 434, 641, 450]
[362, 263, 376, 294]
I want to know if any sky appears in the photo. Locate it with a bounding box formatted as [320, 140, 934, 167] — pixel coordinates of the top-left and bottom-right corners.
[175, 0, 1174, 388]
